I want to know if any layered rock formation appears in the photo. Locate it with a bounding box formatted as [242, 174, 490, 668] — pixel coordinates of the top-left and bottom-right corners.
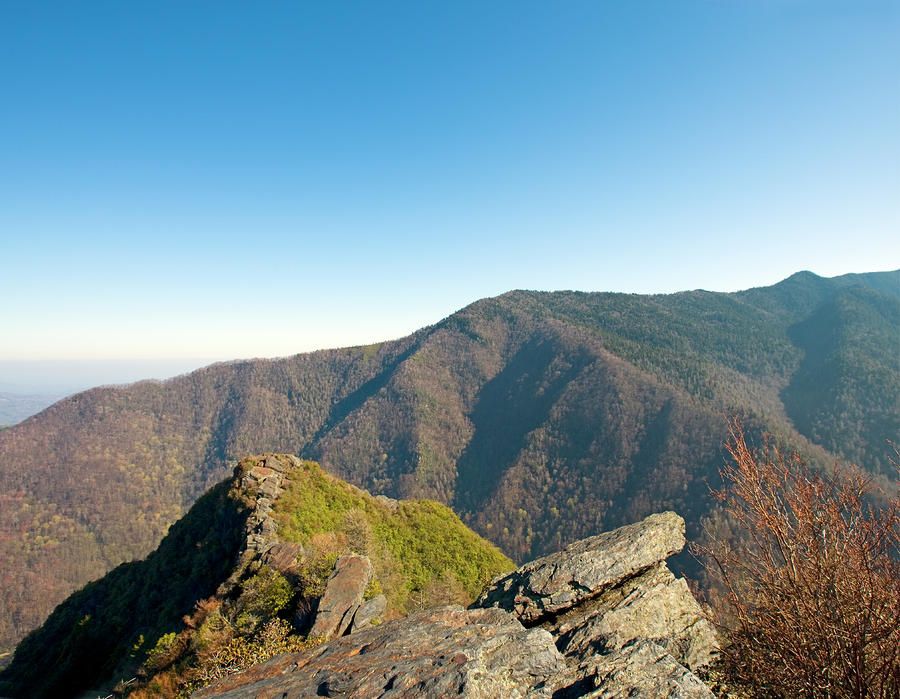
[6, 271, 898, 656]
[195, 511, 717, 698]
[308, 554, 375, 640]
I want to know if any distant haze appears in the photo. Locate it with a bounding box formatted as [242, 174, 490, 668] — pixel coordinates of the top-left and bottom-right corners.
[0, 359, 219, 396]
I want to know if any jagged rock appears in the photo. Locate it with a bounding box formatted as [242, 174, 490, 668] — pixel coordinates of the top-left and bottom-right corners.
[193, 606, 566, 699]
[309, 554, 374, 639]
[566, 640, 715, 698]
[261, 541, 304, 575]
[551, 563, 718, 671]
[350, 593, 387, 632]
[216, 455, 296, 596]
[257, 476, 282, 499]
[474, 512, 686, 625]
[197, 512, 717, 699]
[473, 512, 718, 696]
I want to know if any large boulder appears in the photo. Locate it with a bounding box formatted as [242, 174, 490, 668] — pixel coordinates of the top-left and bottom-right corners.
[193, 606, 566, 698]
[308, 554, 373, 640]
[474, 512, 686, 625]
[474, 511, 718, 696]
[551, 563, 718, 671]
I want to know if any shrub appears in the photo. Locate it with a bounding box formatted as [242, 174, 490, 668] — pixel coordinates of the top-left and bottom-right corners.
[233, 567, 293, 632]
[190, 619, 311, 688]
[695, 422, 899, 697]
[143, 632, 178, 671]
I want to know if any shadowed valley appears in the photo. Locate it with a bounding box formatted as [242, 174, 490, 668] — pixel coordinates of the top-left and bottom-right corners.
[0, 270, 897, 653]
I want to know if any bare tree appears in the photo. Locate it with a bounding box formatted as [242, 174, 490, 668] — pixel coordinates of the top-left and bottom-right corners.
[694, 422, 899, 698]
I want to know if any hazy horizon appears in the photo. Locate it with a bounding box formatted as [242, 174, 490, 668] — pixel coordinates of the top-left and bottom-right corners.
[3, 2, 898, 362]
[1, 266, 897, 399]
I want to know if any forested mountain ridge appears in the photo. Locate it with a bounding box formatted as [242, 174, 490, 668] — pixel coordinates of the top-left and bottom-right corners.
[1, 269, 897, 653]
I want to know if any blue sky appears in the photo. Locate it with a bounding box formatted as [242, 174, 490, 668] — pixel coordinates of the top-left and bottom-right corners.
[2, 1, 898, 370]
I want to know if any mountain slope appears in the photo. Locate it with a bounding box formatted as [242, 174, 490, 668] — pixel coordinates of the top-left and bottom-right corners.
[1, 269, 897, 652]
[0, 454, 511, 698]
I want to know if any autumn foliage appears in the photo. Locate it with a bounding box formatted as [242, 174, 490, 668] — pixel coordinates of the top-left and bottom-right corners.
[696, 423, 899, 697]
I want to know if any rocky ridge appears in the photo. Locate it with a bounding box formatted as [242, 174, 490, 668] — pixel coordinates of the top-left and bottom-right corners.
[1, 452, 519, 698]
[195, 511, 718, 698]
[211, 456, 394, 644]
[216, 455, 297, 593]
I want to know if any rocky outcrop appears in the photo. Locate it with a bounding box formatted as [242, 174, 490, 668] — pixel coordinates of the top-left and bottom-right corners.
[308, 554, 374, 640]
[549, 562, 718, 671]
[261, 541, 305, 576]
[570, 640, 716, 698]
[193, 606, 565, 699]
[472, 511, 717, 696]
[217, 455, 298, 596]
[220, 457, 389, 642]
[474, 512, 686, 625]
[195, 512, 717, 698]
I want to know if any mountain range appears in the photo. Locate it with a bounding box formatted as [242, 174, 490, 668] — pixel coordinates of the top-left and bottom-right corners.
[1, 269, 897, 654]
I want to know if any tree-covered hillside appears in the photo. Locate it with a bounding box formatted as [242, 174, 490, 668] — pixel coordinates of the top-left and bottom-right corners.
[0, 270, 897, 653]
[0, 454, 511, 699]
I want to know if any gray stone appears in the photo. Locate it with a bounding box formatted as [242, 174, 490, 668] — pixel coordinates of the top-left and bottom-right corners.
[198, 507, 718, 699]
[552, 563, 718, 671]
[570, 640, 716, 698]
[257, 477, 282, 499]
[349, 593, 387, 632]
[474, 512, 686, 625]
[375, 494, 399, 512]
[193, 606, 566, 699]
[308, 554, 373, 640]
[216, 455, 296, 597]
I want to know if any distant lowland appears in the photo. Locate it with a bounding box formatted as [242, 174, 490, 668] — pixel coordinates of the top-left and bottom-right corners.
[0, 393, 64, 427]
[0, 269, 897, 653]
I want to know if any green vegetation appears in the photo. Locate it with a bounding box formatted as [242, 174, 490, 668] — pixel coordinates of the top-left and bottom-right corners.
[0, 270, 897, 652]
[781, 285, 900, 473]
[273, 460, 512, 614]
[129, 573, 316, 698]
[0, 457, 511, 699]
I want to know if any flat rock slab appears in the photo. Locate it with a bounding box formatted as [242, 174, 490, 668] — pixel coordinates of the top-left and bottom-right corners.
[474, 512, 686, 625]
[193, 606, 566, 699]
[309, 554, 373, 640]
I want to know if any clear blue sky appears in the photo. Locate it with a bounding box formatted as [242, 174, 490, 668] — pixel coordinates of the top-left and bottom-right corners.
[2, 0, 898, 367]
